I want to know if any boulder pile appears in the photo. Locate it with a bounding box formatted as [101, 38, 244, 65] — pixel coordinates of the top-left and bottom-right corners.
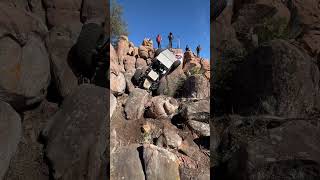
[0, 1, 108, 180]
[110, 36, 211, 179]
[212, 1, 320, 179]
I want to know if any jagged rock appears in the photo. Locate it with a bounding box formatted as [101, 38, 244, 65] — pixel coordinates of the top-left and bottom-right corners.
[42, 84, 107, 180]
[0, 101, 21, 180]
[136, 57, 147, 69]
[110, 93, 117, 118]
[157, 64, 186, 97]
[123, 55, 136, 73]
[111, 144, 145, 180]
[124, 88, 149, 120]
[143, 144, 180, 180]
[142, 38, 153, 47]
[182, 75, 210, 99]
[138, 45, 149, 59]
[81, 0, 105, 23]
[231, 40, 320, 117]
[187, 120, 210, 137]
[183, 51, 201, 72]
[163, 128, 182, 148]
[145, 96, 179, 119]
[0, 34, 51, 110]
[181, 99, 210, 136]
[110, 72, 126, 96]
[45, 27, 78, 97]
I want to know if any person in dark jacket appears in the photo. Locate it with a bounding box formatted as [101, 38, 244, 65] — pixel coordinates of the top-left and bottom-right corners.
[168, 32, 174, 49]
[185, 45, 190, 51]
[196, 45, 201, 57]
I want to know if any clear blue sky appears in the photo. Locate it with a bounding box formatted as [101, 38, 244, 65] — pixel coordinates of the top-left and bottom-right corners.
[117, 0, 210, 60]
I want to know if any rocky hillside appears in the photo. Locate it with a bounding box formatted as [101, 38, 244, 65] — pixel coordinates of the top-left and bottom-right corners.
[212, 0, 320, 179]
[0, 1, 107, 180]
[110, 37, 211, 179]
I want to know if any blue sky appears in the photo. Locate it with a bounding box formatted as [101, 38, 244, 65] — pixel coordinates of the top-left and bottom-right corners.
[117, 0, 210, 59]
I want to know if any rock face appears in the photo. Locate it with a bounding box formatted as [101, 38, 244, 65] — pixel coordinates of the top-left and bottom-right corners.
[0, 101, 21, 180]
[142, 144, 180, 180]
[110, 144, 145, 180]
[182, 75, 210, 99]
[145, 96, 179, 119]
[231, 40, 320, 117]
[181, 99, 210, 136]
[45, 27, 78, 97]
[124, 88, 149, 120]
[157, 64, 186, 97]
[110, 72, 126, 95]
[42, 84, 107, 180]
[110, 36, 211, 179]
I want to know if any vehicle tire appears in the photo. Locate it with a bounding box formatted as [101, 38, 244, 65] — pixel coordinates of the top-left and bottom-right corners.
[155, 48, 165, 57]
[75, 23, 104, 76]
[132, 68, 145, 86]
[168, 60, 181, 74]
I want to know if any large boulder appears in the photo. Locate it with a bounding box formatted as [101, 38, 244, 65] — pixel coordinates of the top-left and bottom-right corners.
[136, 57, 147, 69]
[216, 116, 320, 179]
[182, 75, 210, 99]
[0, 101, 21, 180]
[110, 72, 126, 96]
[45, 27, 78, 97]
[180, 99, 210, 136]
[230, 40, 320, 117]
[142, 144, 180, 180]
[0, 2, 48, 45]
[110, 144, 145, 180]
[145, 96, 179, 119]
[138, 45, 149, 59]
[117, 36, 130, 65]
[46, 8, 82, 40]
[81, 0, 106, 23]
[123, 55, 136, 73]
[124, 88, 149, 120]
[42, 84, 108, 180]
[156, 64, 186, 97]
[0, 35, 51, 110]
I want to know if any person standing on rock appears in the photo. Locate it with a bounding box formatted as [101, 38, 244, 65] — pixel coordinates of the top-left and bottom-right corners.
[196, 45, 201, 57]
[156, 34, 162, 48]
[185, 45, 190, 51]
[168, 32, 174, 49]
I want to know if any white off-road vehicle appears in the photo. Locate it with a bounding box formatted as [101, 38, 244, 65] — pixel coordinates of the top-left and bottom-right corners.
[132, 49, 181, 91]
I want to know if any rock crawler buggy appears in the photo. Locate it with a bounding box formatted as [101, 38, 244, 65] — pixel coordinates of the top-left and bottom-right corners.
[132, 49, 181, 92]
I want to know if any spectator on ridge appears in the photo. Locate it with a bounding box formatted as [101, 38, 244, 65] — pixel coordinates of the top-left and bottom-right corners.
[196, 45, 201, 57]
[185, 45, 190, 51]
[168, 32, 174, 49]
[156, 34, 162, 48]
